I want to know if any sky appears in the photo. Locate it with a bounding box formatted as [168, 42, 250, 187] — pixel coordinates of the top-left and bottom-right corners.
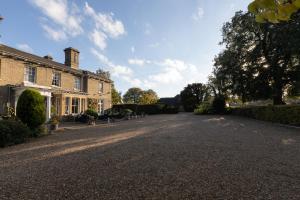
[0, 0, 252, 97]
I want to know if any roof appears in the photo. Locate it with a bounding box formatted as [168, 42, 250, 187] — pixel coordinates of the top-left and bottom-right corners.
[0, 44, 112, 83]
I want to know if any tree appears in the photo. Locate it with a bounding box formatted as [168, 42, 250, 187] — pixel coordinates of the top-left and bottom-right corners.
[16, 89, 46, 130]
[111, 85, 122, 105]
[248, 0, 300, 22]
[213, 11, 300, 105]
[123, 88, 144, 104]
[140, 90, 159, 104]
[180, 83, 209, 112]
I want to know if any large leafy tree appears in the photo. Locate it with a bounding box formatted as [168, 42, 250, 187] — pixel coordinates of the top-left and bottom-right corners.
[249, 0, 300, 22]
[111, 85, 122, 105]
[213, 11, 300, 105]
[140, 89, 159, 104]
[180, 83, 209, 112]
[123, 88, 143, 104]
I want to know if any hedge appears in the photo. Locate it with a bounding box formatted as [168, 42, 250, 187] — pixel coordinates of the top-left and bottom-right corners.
[0, 120, 31, 147]
[112, 103, 179, 115]
[231, 105, 300, 126]
[16, 89, 46, 130]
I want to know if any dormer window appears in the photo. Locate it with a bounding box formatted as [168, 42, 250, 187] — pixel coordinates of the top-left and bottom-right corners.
[24, 66, 36, 83]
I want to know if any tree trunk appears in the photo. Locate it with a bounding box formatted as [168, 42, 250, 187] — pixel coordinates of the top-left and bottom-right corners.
[272, 77, 285, 105]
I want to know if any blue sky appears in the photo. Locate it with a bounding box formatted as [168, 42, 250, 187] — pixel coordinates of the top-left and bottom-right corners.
[1, 0, 251, 97]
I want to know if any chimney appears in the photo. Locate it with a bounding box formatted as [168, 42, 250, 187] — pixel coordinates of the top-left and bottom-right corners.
[44, 55, 53, 60]
[64, 47, 79, 69]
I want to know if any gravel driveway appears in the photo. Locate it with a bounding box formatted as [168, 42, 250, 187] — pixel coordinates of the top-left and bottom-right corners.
[1, 113, 300, 199]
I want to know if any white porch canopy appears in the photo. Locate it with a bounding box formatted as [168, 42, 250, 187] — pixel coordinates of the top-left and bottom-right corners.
[14, 82, 52, 121]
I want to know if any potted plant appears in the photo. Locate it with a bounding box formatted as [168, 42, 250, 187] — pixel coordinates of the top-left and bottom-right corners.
[49, 115, 59, 131]
[87, 115, 96, 126]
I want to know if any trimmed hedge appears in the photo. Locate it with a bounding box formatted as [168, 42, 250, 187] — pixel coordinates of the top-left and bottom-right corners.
[16, 89, 46, 130]
[112, 103, 179, 115]
[231, 105, 300, 126]
[0, 120, 31, 147]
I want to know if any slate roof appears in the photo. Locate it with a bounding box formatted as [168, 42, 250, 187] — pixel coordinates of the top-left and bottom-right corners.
[0, 44, 112, 82]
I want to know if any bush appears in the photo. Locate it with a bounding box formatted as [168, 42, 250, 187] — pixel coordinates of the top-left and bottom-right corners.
[76, 114, 95, 123]
[212, 96, 226, 114]
[194, 102, 214, 115]
[85, 109, 98, 119]
[113, 103, 179, 115]
[16, 89, 46, 130]
[0, 120, 31, 147]
[231, 105, 300, 125]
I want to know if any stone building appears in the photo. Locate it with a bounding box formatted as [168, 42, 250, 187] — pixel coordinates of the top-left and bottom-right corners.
[0, 44, 112, 120]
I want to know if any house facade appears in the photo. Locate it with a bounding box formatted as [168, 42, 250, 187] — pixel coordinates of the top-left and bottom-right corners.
[0, 44, 112, 120]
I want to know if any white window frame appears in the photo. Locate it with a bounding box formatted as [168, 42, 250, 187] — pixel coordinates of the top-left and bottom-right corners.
[81, 98, 86, 113]
[24, 66, 36, 83]
[98, 99, 104, 115]
[71, 98, 80, 114]
[74, 77, 81, 91]
[65, 97, 70, 115]
[52, 72, 61, 87]
[99, 82, 104, 93]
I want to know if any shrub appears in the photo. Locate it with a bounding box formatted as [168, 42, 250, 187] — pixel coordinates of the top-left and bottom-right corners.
[231, 105, 300, 125]
[0, 120, 31, 147]
[16, 89, 46, 131]
[194, 102, 214, 115]
[76, 114, 94, 123]
[212, 96, 226, 114]
[85, 109, 98, 119]
[60, 114, 76, 122]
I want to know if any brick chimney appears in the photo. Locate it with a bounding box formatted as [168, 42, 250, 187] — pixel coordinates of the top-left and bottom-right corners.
[64, 47, 79, 69]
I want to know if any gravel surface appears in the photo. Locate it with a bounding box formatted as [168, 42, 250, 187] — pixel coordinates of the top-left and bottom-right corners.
[1, 113, 300, 199]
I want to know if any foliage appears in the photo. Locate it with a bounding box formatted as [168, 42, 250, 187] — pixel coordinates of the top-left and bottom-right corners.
[49, 115, 59, 125]
[85, 109, 98, 120]
[140, 89, 159, 104]
[112, 103, 179, 115]
[194, 102, 214, 115]
[212, 96, 226, 114]
[87, 98, 98, 110]
[248, 0, 300, 23]
[123, 88, 144, 104]
[232, 105, 300, 125]
[212, 11, 300, 105]
[16, 89, 46, 130]
[111, 85, 122, 105]
[75, 114, 95, 123]
[0, 120, 31, 147]
[180, 83, 209, 112]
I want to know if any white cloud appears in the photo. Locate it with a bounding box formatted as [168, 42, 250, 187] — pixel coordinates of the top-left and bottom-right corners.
[84, 2, 125, 38]
[131, 46, 135, 53]
[128, 59, 147, 66]
[42, 24, 67, 41]
[91, 48, 133, 78]
[149, 42, 160, 48]
[89, 29, 107, 50]
[193, 7, 204, 21]
[16, 43, 34, 53]
[144, 23, 152, 35]
[30, 0, 83, 40]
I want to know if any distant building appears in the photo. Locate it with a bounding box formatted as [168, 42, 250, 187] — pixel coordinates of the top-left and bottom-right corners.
[0, 44, 112, 120]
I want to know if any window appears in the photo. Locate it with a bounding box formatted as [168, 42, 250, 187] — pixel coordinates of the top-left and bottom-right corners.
[81, 98, 86, 113]
[74, 77, 81, 90]
[24, 66, 36, 83]
[52, 72, 61, 87]
[99, 82, 104, 93]
[65, 97, 70, 115]
[98, 99, 104, 115]
[72, 98, 79, 114]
